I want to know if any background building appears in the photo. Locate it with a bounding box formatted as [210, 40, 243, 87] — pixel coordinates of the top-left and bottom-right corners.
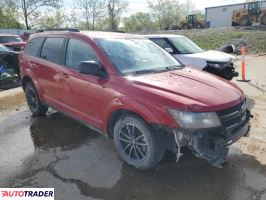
[205, 0, 266, 28]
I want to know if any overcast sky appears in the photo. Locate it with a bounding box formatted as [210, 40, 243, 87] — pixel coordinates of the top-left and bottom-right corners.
[64, 0, 246, 16]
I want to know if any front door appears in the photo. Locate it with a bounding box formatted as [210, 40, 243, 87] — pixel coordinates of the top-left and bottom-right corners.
[60, 38, 106, 129]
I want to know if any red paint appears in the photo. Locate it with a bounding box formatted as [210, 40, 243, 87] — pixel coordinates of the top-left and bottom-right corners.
[19, 31, 245, 134]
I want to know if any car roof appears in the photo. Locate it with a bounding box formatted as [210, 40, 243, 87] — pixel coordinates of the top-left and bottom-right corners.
[143, 34, 185, 39]
[0, 33, 19, 37]
[80, 31, 144, 39]
[30, 31, 145, 40]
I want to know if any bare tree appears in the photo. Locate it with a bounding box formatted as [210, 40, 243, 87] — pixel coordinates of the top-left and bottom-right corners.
[14, 0, 61, 29]
[147, 0, 164, 30]
[183, 0, 195, 16]
[148, 0, 183, 30]
[107, 0, 128, 31]
[77, 0, 106, 30]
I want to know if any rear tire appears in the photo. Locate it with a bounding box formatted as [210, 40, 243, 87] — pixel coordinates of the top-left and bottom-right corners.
[261, 14, 266, 25]
[25, 82, 48, 116]
[113, 115, 164, 170]
[196, 23, 202, 29]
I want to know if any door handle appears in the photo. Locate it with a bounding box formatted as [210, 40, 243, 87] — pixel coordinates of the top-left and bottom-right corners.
[62, 73, 69, 78]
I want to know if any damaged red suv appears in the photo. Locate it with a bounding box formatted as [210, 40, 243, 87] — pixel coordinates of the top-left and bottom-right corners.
[19, 30, 251, 170]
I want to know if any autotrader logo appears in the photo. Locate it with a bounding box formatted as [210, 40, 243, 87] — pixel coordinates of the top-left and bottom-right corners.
[0, 188, 54, 200]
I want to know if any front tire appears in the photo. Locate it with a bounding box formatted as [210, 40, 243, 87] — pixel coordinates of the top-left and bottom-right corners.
[25, 82, 48, 116]
[239, 15, 250, 26]
[113, 115, 164, 170]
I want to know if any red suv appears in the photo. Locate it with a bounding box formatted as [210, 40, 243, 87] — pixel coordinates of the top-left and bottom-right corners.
[19, 30, 251, 170]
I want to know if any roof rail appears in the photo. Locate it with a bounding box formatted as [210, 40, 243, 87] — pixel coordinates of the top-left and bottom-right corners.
[103, 30, 125, 33]
[36, 28, 80, 33]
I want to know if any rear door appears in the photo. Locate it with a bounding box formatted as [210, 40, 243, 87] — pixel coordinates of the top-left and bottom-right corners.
[59, 38, 106, 129]
[35, 37, 66, 108]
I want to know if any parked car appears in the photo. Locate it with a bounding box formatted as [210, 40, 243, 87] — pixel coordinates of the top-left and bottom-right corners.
[0, 34, 26, 52]
[146, 34, 239, 80]
[0, 44, 20, 89]
[0, 44, 19, 74]
[19, 30, 251, 170]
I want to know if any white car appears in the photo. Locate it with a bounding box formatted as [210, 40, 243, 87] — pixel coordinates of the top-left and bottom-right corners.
[145, 34, 238, 80]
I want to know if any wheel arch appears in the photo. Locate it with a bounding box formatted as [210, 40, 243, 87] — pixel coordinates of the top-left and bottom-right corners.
[21, 76, 33, 90]
[106, 109, 150, 139]
[21, 73, 45, 102]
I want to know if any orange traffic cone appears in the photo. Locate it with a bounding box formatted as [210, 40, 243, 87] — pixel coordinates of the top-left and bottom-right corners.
[238, 47, 250, 82]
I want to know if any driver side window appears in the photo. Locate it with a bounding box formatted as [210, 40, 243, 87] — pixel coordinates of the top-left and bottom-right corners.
[151, 38, 171, 49]
[66, 39, 98, 69]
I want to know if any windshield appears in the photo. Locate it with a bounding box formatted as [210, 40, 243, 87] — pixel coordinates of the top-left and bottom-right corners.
[96, 38, 182, 75]
[168, 37, 203, 54]
[0, 36, 23, 43]
[0, 44, 10, 52]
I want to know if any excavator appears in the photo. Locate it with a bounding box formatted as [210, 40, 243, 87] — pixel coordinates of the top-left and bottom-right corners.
[232, 1, 266, 26]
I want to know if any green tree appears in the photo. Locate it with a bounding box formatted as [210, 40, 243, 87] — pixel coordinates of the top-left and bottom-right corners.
[37, 8, 69, 29]
[0, 0, 23, 28]
[94, 17, 110, 30]
[124, 12, 155, 32]
[0, 7, 24, 28]
[14, 0, 62, 29]
[147, 0, 184, 30]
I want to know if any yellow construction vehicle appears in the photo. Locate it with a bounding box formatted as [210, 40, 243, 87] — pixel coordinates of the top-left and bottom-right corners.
[180, 15, 205, 29]
[232, 1, 266, 26]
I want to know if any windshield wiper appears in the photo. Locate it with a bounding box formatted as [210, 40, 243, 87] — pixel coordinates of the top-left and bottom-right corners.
[165, 65, 184, 70]
[134, 69, 157, 74]
[129, 66, 183, 76]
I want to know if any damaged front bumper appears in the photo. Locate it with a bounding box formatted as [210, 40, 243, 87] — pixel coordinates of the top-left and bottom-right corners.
[160, 101, 252, 167]
[203, 62, 239, 80]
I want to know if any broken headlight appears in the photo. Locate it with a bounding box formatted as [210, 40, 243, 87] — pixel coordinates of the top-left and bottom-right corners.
[207, 62, 229, 69]
[168, 109, 221, 129]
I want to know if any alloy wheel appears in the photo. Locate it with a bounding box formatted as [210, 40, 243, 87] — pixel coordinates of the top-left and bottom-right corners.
[118, 123, 148, 161]
[27, 88, 38, 110]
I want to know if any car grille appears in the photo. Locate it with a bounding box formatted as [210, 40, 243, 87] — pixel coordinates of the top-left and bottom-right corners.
[216, 101, 247, 132]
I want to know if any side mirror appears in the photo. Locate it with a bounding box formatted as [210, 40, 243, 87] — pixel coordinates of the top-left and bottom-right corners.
[78, 61, 106, 78]
[165, 47, 174, 54]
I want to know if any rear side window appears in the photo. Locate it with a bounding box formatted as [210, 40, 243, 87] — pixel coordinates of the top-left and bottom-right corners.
[65, 39, 98, 69]
[41, 37, 65, 64]
[24, 38, 44, 56]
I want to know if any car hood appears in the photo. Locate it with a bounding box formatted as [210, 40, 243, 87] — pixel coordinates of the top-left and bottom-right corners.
[184, 50, 234, 62]
[174, 50, 235, 69]
[128, 67, 244, 112]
